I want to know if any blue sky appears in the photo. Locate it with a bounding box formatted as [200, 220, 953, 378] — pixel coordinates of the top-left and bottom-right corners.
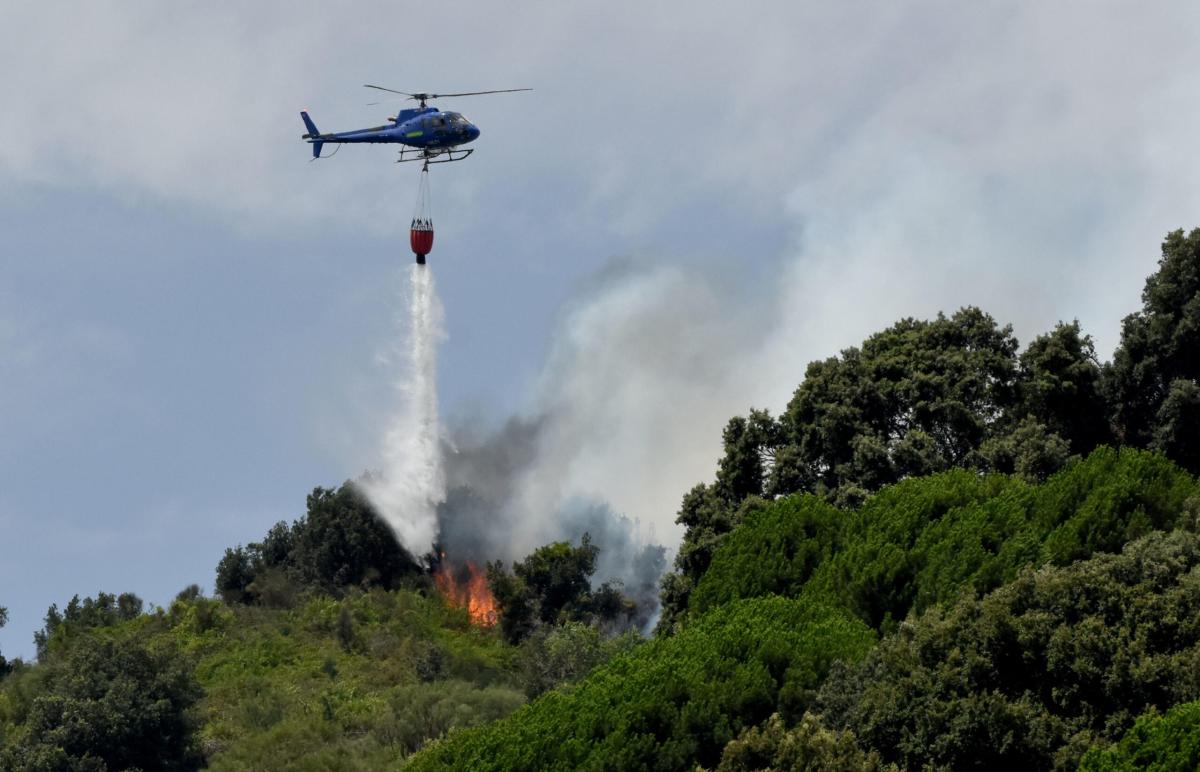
[4, 1, 1200, 658]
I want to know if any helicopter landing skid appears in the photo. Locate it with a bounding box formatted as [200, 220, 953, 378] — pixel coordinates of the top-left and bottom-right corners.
[397, 147, 474, 164]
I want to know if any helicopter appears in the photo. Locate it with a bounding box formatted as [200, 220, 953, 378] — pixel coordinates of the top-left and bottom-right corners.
[300, 85, 530, 163]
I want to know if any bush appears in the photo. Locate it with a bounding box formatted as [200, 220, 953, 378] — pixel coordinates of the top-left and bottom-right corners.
[517, 622, 641, 699]
[374, 680, 525, 756]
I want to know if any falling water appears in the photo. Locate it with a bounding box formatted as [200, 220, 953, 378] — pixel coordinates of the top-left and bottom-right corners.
[362, 265, 446, 558]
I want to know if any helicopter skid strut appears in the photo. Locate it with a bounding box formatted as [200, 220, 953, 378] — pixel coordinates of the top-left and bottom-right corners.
[397, 147, 474, 164]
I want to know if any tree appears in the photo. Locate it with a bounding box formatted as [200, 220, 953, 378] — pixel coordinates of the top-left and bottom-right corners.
[656, 490, 766, 635]
[517, 622, 628, 698]
[405, 597, 875, 772]
[290, 484, 423, 592]
[715, 409, 784, 503]
[0, 636, 203, 770]
[817, 531, 1200, 771]
[33, 592, 144, 659]
[776, 307, 1020, 498]
[213, 482, 425, 605]
[215, 546, 255, 604]
[486, 560, 536, 644]
[1016, 321, 1111, 455]
[717, 713, 894, 772]
[1151, 379, 1200, 474]
[487, 536, 635, 644]
[513, 535, 599, 624]
[1108, 228, 1200, 471]
[1080, 700, 1200, 771]
[974, 415, 1071, 481]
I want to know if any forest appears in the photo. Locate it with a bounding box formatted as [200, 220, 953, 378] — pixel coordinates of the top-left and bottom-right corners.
[1, 228, 1198, 770]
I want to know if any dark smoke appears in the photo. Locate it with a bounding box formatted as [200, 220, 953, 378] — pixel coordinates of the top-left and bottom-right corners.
[435, 415, 667, 629]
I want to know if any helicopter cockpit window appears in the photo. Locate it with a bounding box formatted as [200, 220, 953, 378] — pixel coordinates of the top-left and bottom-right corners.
[426, 116, 446, 129]
[448, 113, 469, 126]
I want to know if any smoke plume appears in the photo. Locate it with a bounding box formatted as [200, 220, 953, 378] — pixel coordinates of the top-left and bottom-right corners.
[360, 265, 446, 557]
[429, 261, 768, 622]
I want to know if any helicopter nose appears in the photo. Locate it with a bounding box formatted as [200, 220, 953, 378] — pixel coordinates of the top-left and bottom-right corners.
[467, 124, 480, 142]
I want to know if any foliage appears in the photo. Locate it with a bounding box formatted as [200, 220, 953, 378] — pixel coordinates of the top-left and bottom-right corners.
[0, 635, 203, 771]
[690, 495, 841, 615]
[776, 307, 1020, 497]
[656, 489, 767, 635]
[660, 228, 1200, 628]
[216, 482, 425, 606]
[1152, 378, 1200, 475]
[34, 592, 144, 658]
[517, 622, 641, 699]
[1108, 228, 1200, 472]
[376, 680, 525, 756]
[487, 535, 635, 644]
[0, 587, 533, 770]
[405, 597, 875, 771]
[816, 531, 1200, 770]
[659, 309, 1101, 630]
[974, 415, 1071, 482]
[715, 712, 895, 772]
[689, 447, 1197, 632]
[1016, 320, 1110, 455]
[1080, 700, 1200, 772]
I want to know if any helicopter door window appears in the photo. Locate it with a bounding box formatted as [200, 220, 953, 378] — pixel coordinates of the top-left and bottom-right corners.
[426, 116, 446, 130]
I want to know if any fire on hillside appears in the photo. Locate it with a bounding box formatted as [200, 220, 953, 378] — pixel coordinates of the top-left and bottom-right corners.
[433, 554, 498, 627]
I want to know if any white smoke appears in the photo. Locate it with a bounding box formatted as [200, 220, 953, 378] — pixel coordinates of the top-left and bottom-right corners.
[361, 265, 446, 557]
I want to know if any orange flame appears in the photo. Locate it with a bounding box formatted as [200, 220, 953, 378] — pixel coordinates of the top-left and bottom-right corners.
[434, 555, 497, 627]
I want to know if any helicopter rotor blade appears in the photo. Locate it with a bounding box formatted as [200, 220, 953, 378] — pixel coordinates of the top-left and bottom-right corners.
[363, 84, 416, 97]
[426, 88, 533, 98]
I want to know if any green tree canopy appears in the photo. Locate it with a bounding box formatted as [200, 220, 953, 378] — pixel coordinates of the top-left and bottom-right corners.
[215, 482, 423, 605]
[487, 535, 634, 644]
[1080, 700, 1200, 772]
[777, 307, 1020, 498]
[689, 447, 1196, 633]
[0, 635, 203, 771]
[1109, 227, 1200, 471]
[817, 530, 1200, 770]
[34, 592, 144, 659]
[406, 597, 875, 771]
[1016, 320, 1110, 454]
[716, 712, 895, 772]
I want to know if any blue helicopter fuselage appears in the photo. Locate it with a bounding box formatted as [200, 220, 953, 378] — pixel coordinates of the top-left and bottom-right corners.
[301, 106, 480, 157]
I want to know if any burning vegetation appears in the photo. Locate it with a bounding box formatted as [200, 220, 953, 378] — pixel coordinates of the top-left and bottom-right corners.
[433, 555, 498, 627]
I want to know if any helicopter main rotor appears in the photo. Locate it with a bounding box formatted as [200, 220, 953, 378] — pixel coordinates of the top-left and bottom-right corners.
[364, 84, 532, 108]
